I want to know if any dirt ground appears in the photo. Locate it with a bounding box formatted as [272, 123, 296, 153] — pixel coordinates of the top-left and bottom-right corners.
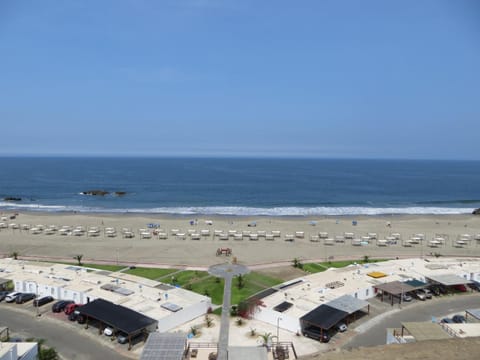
[301, 337, 480, 360]
[255, 265, 307, 281]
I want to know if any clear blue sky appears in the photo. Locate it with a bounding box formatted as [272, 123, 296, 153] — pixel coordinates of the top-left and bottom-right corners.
[1, 0, 479, 159]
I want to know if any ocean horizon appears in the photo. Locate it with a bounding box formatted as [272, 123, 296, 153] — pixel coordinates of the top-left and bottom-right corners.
[0, 157, 479, 216]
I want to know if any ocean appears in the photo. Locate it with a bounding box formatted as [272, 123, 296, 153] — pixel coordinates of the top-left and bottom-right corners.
[0, 157, 479, 216]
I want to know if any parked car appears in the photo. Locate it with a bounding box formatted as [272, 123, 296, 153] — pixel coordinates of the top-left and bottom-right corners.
[52, 300, 74, 313]
[415, 291, 426, 301]
[64, 303, 81, 315]
[33, 296, 54, 307]
[68, 311, 79, 321]
[421, 289, 432, 299]
[0, 290, 10, 302]
[430, 285, 447, 296]
[16, 293, 36, 304]
[77, 314, 86, 324]
[117, 332, 144, 345]
[454, 284, 467, 292]
[336, 322, 347, 332]
[302, 326, 330, 343]
[117, 332, 129, 344]
[5, 292, 21, 303]
[467, 283, 480, 292]
[402, 293, 412, 302]
[441, 317, 454, 323]
[452, 315, 466, 323]
[103, 327, 114, 336]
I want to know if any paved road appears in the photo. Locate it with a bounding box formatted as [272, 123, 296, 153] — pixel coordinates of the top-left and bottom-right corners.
[345, 293, 480, 349]
[0, 305, 133, 360]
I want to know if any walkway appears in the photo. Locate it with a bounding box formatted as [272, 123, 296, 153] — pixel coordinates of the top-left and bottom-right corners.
[209, 262, 250, 360]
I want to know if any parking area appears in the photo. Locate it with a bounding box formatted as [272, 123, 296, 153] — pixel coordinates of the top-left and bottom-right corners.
[0, 295, 149, 355]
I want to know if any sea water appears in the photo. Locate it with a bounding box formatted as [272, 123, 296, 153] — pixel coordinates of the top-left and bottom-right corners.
[0, 157, 479, 215]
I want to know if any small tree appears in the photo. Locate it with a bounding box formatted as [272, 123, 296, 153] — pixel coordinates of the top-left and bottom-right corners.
[237, 274, 245, 289]
[10, 251, 19, 260]
[190, 326, 198, 336]
[27, 338, 59, 360]
[258, 332, 274, 347]
[73, 254, 83, 266]
[205, 314, 213, 328]
[363, 255, 370, 263]
[249, 327, 257, 337]
[292, 258, 303, 269]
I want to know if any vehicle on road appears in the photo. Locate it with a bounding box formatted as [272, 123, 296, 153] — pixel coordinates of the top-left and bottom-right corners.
[452, 315, 466, 323]
[16, 293, 36, 304]
[302, 326, 330, 343]
[52, 300, 74, 313]
[33, 296, 54, 307]
[5, 292, 21, 303]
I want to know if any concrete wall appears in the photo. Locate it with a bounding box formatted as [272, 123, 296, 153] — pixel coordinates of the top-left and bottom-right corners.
[253, 307, 301, 334]
[157, 299, 211, 332]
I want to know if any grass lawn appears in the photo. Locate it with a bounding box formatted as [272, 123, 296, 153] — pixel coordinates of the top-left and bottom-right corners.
[302, 262, 328, 273]
[189, 276, 225, 304]
[173, 270, 209, 286]
[124, 267, 177, 280]
[181, 271, 282, 306]
[53, 261, 126, 272]
[303, 258, 392, 273]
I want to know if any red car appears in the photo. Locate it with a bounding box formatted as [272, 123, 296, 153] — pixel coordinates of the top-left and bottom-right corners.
[64, 303, 81, 315]
[454, 284, 467, 292]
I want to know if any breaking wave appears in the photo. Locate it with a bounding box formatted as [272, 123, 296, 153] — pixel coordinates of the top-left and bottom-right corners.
[0, 202, 474, 216]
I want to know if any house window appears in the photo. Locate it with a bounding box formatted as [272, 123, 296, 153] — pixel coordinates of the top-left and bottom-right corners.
[366, 289, 369, 296]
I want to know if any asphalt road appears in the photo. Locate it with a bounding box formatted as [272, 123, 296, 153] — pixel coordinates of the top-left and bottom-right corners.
[0, 304, 133, 360]
[345, 292, 480, 349]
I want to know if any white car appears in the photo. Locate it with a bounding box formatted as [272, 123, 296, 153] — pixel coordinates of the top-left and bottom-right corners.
[5, 292, 21, 303]
[336, 322, 347, 332]
[103, 327, 114, 336]
[415, 291, 426, 301]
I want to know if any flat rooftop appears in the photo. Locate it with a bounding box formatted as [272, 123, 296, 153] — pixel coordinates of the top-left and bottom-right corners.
[0, 258, 210, 327]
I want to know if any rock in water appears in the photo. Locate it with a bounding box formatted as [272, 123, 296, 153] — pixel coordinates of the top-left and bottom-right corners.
[81, 190, 109, 196]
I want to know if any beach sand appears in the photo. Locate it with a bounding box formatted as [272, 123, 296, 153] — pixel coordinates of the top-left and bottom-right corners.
[0, 212, 479, 267]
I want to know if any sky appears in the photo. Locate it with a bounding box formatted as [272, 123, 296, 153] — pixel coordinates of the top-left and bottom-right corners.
[1, 0, 479, 159]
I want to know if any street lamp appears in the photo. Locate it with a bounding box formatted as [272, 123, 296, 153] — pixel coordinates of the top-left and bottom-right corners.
[32, 281, 40, 317]
[276, 317, 282, 342]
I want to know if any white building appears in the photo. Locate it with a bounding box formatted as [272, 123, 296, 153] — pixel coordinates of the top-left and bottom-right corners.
[0, 343, 37, 360]
[0, 259, 212, 332]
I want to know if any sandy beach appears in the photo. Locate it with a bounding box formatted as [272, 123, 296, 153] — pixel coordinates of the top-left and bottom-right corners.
[0, 212, 479, 267]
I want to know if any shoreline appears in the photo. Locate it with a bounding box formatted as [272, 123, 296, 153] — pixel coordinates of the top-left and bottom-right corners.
[1, 212, 479, 267]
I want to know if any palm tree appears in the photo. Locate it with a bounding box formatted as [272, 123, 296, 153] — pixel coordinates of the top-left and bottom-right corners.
[10, 251, 19, 260]
[258, 332, 274, 347]
[74, 254, 83, 266]
[363, 255, 370, 263]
